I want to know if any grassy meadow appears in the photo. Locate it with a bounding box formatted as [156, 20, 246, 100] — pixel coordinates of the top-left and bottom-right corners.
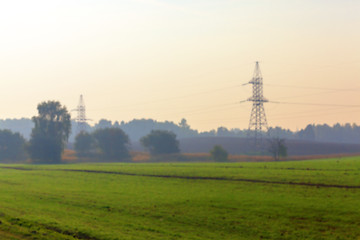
[0, 157, 360, 239]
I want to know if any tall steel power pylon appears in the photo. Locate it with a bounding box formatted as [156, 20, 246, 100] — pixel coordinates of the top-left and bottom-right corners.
[73, 95, 88, 134]
[247, 61, 268, 146]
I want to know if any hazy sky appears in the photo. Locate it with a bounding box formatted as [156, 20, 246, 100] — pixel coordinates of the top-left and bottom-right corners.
[0, 0, 359, 131]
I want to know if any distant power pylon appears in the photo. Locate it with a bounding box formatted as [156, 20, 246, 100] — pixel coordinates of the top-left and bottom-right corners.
[73, 95, 89, 134]
[246, 61, 268, 147]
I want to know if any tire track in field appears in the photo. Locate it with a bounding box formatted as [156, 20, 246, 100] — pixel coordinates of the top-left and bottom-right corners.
[2, 166, 360, 189]
[0, 166, 32, 171]
[222, 166, 358, 172]
[58, 169, 360, 189]
[0, 211, 101, 240]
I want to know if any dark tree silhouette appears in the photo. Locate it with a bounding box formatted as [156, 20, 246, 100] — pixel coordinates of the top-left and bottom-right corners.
[297, 124, 316, 141]
[74, 132, 95, 157]
[93, 128, 130, 161]
[210, 145, 228, 162]
[28, 101, 71, 163]
[179, 118, 190, 129]
[140, 130, 180, 155]
[94, 119, 113, 130]
[217, 127, 231, 137]
[0, 130, 27, 162]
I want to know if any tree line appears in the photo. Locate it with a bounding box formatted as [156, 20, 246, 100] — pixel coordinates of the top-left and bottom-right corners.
[0, 101, 181, 163]
[0, 100, 357, 163]
[4, 100, 274, 163]
[2, 117, 360, 144]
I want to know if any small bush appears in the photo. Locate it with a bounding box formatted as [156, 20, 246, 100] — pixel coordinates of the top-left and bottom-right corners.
[210, 145, 228, 162]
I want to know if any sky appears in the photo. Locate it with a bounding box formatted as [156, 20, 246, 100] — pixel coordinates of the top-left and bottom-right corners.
[0, 0, 359, 131]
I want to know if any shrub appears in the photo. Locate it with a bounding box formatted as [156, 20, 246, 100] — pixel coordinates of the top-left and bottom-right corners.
[210, 145, 228, 162]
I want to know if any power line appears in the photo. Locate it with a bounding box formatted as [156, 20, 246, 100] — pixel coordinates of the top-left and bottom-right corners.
[143, 102, 240, 119]
[87, 84, 242, 112]
[84, 60, 360, 128]
[268, 101, 360, 108]
[269, 108, 360, 121]
[263, 60, 360, 80]
[267, 106, 346, 119]
[265, 83, 359, 91]
[239, 99, 360, 108]
[272, 89, 346, 101]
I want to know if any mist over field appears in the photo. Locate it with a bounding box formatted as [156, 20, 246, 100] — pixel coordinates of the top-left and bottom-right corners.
[2, 118, 360, 144]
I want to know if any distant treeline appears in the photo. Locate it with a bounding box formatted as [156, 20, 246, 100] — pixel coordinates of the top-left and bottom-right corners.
[0, 118, 360, 144]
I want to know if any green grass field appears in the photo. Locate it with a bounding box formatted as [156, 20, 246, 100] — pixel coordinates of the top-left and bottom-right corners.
[0, 157, 360, 239]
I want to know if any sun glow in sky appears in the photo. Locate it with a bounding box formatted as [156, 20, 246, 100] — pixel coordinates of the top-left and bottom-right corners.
[0, 0, 359, 131]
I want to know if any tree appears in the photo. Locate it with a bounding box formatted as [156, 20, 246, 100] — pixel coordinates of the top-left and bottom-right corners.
[93, 128, 130, 161]
[0, 130, 27, 162]
[268, 138, 287, 161]
[217, 127, 230, 137]
[140, 130, 180, 155]
[74, 132, 95, 157]
[28, 101, 71, 163]
[94, 119, 113, 130]
[298, 124, 316, 141]
[210, 145, 228, 162]
[179, 118, 190, 129]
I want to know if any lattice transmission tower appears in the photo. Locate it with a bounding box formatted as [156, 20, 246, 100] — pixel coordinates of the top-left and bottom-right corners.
[73, 95, 89, 134]
[247, 61, 268, 146]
